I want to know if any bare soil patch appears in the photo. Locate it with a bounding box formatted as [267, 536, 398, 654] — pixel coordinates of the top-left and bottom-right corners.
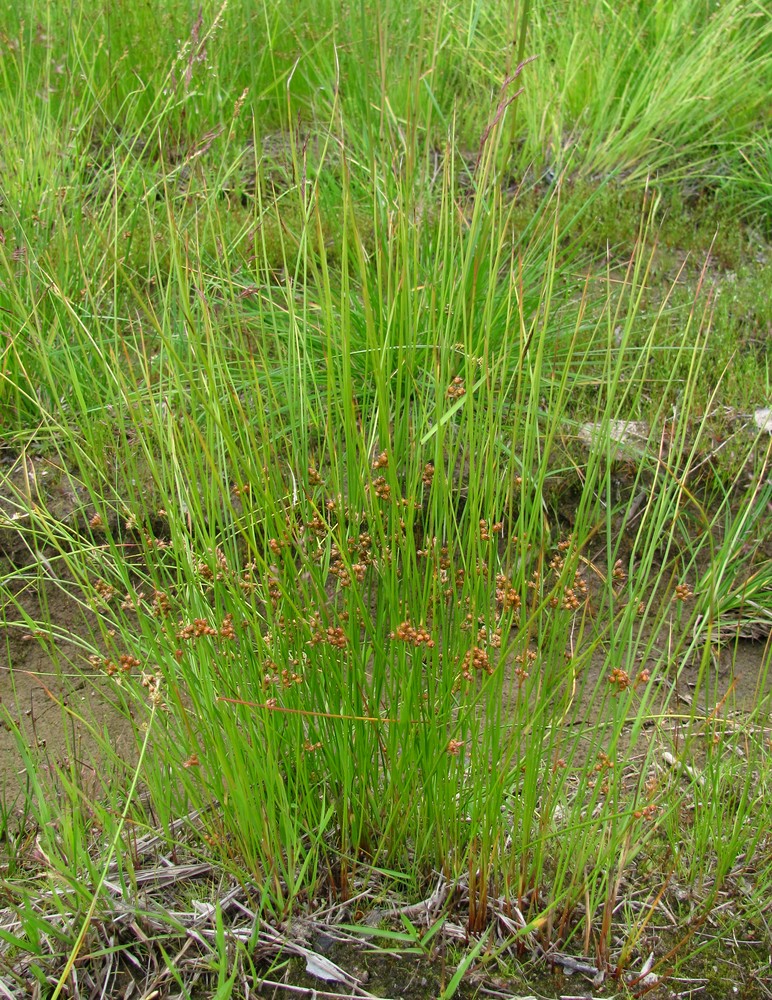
[1, 575, 138, 800]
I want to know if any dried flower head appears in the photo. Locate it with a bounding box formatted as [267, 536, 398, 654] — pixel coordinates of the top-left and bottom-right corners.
[391, 620, 435, 647]
[372, 476, 391, 501]
[608, 667, 630, 692]
[462, 645, 492, 680]
[446, 376, 466, 400]
[495, 574, 521, 613]
[94, 579, 116, 602]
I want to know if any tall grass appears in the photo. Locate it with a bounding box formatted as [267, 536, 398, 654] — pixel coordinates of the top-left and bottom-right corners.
[1, 1, 770, 994]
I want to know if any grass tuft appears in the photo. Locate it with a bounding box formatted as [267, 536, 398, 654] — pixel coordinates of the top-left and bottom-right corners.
[1, 1, 770, 995]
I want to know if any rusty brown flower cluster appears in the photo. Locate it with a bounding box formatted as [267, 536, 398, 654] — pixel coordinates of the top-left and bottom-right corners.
[391, 620, 435, 647]
[197, 547, 230, 583]
[307, 613, 349, 649]
[151, 590, 172, 617]
[447, 376, 466, 400]
[94, 579, 116, 603]
[592, 750, 615, 794]
[461, 645, 492, 680]
[479, 519, 503, 542]
[176, 613, 237, 643]
[495, 573, 521, 614]
[90, 652, 141, 676]
[608, 667, 631, 692]
[371, 475, 391, 501]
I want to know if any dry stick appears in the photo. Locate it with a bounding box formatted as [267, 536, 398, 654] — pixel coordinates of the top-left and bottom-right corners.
[256, 983, 367, 999]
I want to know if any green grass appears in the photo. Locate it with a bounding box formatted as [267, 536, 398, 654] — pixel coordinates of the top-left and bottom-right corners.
[1, 1, 771, 996]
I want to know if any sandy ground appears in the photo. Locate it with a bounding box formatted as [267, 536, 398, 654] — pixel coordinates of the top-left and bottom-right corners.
[1, 574, 139, 801]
